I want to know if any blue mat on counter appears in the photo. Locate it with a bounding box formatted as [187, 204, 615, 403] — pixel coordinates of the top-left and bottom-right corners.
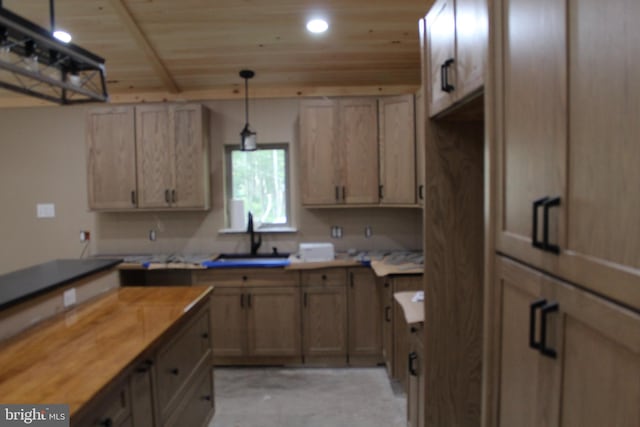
[201, 259, 291, 268]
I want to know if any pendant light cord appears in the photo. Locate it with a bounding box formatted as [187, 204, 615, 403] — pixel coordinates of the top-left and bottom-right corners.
[244, 77, 249, 125]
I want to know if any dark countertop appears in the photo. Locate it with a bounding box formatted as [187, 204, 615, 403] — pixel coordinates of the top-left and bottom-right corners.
[0, 258, 122, 310]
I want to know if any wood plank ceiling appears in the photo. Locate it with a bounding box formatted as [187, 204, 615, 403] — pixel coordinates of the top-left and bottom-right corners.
[0, 0, 432, 106]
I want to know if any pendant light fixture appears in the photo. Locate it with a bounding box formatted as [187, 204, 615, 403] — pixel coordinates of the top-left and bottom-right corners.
[239, 69, 257, 151]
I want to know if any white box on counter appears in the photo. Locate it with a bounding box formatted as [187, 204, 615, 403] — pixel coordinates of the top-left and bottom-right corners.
[298, 243, 335, 262]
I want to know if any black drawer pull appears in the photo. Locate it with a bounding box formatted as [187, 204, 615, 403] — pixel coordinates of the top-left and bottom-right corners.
[171, 189, 176, 203]
[408, 352, 419, 376]
[131, 190, 136, 205]
[201, 332, 209, 339]
[385, 306, 392, 322]
[541, 302, 559, 359]
[542, 197, 561, 254]
[170, 368, 179, 376]
[418, 185, 424, 201]
[164, 189, 170, 203]
[99, 418, 113, 427]
[384, 282, 389, 288]
[529, 299, 547, 350]
[202, 395, 212, 401]
[321, 274, 327, 281]
[532, 197, 549, 249]
[379, 185, 384, 199]
[441, 58, 455, 93]
[242, 275, 248, 281]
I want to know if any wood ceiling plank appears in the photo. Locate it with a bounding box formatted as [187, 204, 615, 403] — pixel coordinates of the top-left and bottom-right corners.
[107, 0, 180, 93]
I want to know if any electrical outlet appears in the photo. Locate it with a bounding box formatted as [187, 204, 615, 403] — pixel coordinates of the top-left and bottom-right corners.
[63, 288, 76, 308]
[364, 225, 373, 238]
[36, 203, 55, 218]
[80, 230, 90, 242]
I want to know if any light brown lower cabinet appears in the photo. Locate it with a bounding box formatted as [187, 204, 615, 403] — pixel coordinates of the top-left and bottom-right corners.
[301, 269, 348, 365]
[380, 277, 394, 375]
[195, 269, 302, 365]
[408, 323, 425, 427]
[495, 256, 640, 427]
[74, 299, 214, 427]
[347, 268, 382, 365]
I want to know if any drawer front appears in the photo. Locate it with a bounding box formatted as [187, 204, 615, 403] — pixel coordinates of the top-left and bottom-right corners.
[164, 368, 215, 427]
[77, 380, 131, 427]
[194, 269, 297, 288]
[301, 268, 346, 287]
[156, 308, 211, 414]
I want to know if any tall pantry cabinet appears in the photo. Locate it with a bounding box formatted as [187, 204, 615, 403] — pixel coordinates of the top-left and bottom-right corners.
[486, 0, 640, 424]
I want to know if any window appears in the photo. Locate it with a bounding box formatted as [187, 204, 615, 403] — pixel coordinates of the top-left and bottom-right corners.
[226, 144, 290, 228]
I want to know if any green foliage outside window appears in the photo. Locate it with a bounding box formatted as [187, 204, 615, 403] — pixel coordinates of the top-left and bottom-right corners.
[230, 147, 288, 225]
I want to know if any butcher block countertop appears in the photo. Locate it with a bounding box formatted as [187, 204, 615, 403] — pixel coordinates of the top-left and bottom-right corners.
[394, 291, 425, 324]
[0, 286, 212, 418]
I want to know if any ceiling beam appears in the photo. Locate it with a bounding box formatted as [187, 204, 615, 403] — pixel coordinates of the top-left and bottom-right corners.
[107, 0, 180, 94]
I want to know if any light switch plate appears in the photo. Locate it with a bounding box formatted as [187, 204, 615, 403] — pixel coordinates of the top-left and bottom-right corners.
[63, 288, 76, 307]
[36, 203, 55, 218]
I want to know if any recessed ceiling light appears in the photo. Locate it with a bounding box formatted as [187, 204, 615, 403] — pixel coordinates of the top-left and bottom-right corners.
[306, 19, 329, 34]
[53, 30, 72, 43]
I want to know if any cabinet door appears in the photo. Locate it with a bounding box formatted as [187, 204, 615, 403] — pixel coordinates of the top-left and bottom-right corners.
[551, 271, 640, 427]
[347, 269, 381, 362]
[391, 275, 423, 385]
[455, 0, 486, 99]
[496, 257, 559, 427]
[408, 326, 424, 427]
[302, 284, 347, 360]
[378, 94, 416, 205]
[136, 105, 173, 208]
[426, 0, 456, 116]
[339, 98, 379, 204]
[86, 106, 137, 210]
[560, 0, 640, 309]
[171, 104, 209, 209]
[130, 362, 154, 427]
[210, 287, 246, 357]
[495, 0, 566, 270]
[415, 88, 426, 205]
[380, 278, 394, 375]
[299, 99, 340, 205]
[247, 286, 301, 357]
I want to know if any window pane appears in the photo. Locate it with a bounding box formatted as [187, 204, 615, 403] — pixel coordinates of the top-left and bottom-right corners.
[231, 148, 287, 225]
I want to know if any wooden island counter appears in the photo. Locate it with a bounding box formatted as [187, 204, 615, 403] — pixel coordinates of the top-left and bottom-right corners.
[0, 286, 215, 427]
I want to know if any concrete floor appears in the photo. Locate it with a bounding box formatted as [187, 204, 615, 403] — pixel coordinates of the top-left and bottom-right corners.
[209, 367, 406, 427]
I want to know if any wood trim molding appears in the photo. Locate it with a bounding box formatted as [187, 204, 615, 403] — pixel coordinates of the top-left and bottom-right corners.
[107, 0, 180, 94]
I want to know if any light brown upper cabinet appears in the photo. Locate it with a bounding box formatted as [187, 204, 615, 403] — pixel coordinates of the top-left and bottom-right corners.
[300, 98, 379, 206]
[378, 94, 417, 205]
[425, 0, 486, 116]
[87, 103, 210, 211]
[86, 106, 137, 210]
[300, 96, 418, 207]
[494, 0, 640, 310]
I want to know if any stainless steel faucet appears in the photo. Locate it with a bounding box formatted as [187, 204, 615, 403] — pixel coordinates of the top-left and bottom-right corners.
[247, 212, 262, 256]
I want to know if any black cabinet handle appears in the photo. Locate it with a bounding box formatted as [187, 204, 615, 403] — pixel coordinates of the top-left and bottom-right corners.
[201, 332, 209, 339]
[164, 189, 170, 203]
[303, 292, 308, 307]
[342, 186, 346, 201]
[418, 185, 424, 201]
[171, 189, 176, 204]
[240, 293, 244, 308]
[408, 352, 419, 376]
[385, 306, 392, 322]
[131, 190, 136, 206]
[99, 418, 113, 427]
[349, 272, 354, 288]
[540, 302, 559, 358]
[379, 185, 384, 200]
[335, 186, 340, 202]
[136, 359, 153, 373]
[242, 275, 248, 281]
[532, 197, 549, 249]
[529, 299, 547, 350]
[321, 274, 327, 281]
[202, 395, 212, 401]
[170, 368, 179, 375]
[543, 197, 561, 254]
[441, 58, 455, 93]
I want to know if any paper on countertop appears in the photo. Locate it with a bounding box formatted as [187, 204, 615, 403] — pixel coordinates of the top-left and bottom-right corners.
[412, 291, 424, 302]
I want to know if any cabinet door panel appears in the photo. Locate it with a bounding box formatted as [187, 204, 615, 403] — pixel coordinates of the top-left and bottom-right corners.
[210, 288, 246, 357]
[339, 99, 379, 204]
[300, 100, 340, 205]
[172, 104, 208, 209]
[455, 0, 486, 98]
[426, 0, 456, 116]
[136, 106, 173, 208]
[562, 0, 640, 303]
[496, 0, 566, 266]
[552, 276, 640, 427]
[86, 107, 137, 210]
[379, 95, 416, 205]
[302, 286, 347, 357]
[348, 269, 381, 358]
[247, 287, 301, 357]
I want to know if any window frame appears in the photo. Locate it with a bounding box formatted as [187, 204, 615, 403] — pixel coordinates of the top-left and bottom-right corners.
[224, 142, 292, 230]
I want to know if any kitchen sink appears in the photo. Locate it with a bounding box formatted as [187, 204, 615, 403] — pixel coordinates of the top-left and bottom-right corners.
[202, 252, 291, 268]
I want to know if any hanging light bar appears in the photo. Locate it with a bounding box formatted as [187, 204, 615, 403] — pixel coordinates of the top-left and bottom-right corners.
[0, 2, 108, 104]
[239, 69, 257, 151]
